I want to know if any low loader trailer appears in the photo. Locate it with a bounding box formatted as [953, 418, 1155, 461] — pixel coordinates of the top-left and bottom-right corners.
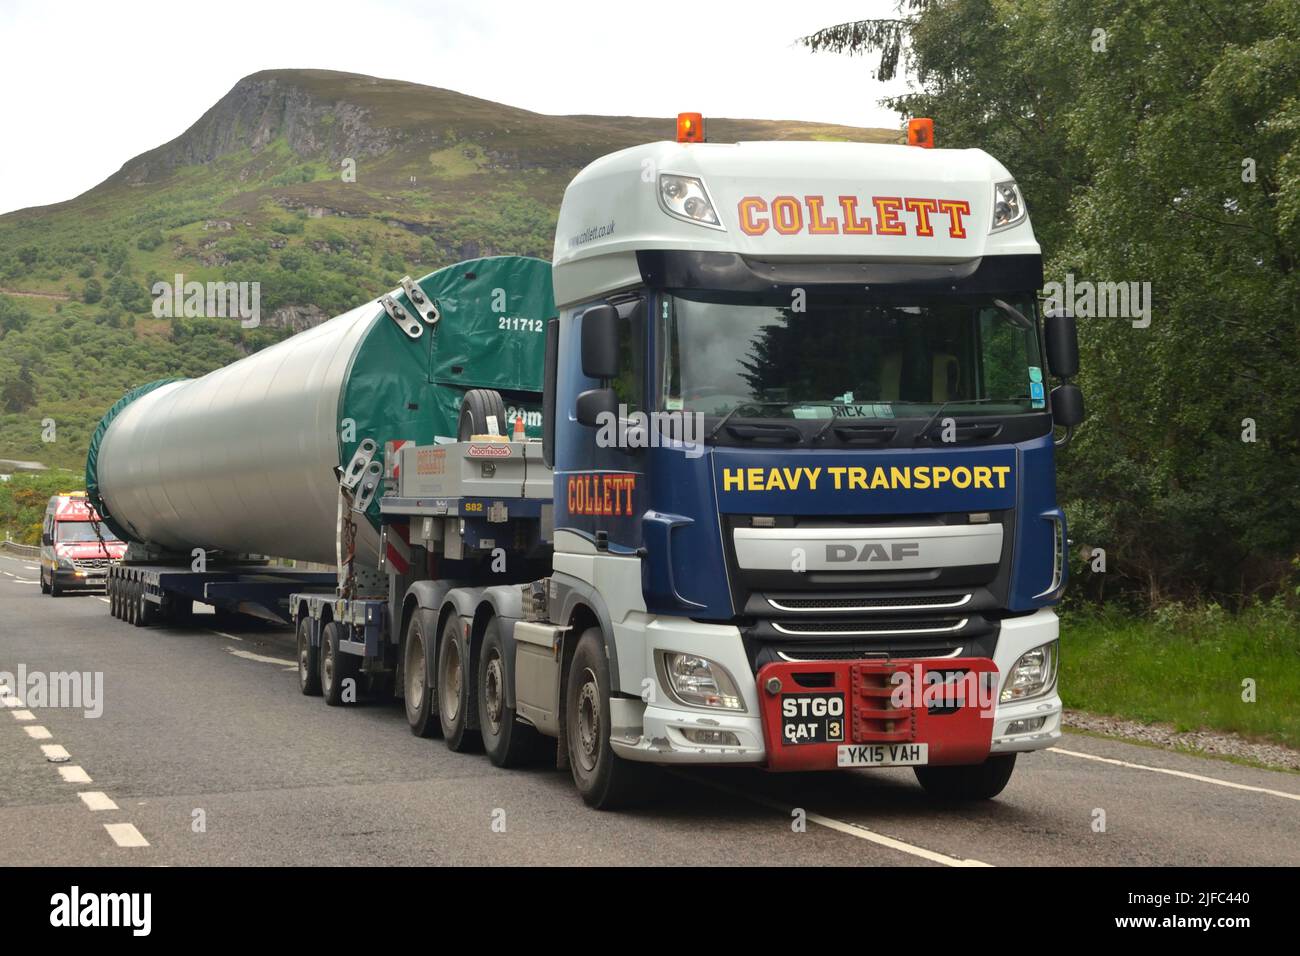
[90, 116, 1083, 808]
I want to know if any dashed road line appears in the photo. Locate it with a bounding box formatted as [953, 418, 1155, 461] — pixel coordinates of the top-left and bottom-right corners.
[78, 791, 119, 812]
[678, 772, 992, 867]
[40, 744, 71, 762]
[58, 765, 92, 784]
[223, 646, 296, 670]
[103, 823, 149, 848]
[11, 709, 35, 721]
[25, 725, 52, 740]
[1049, 747, 1300, 802]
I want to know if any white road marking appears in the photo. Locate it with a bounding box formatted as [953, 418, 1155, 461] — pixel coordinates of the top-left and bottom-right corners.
[680, 773, 991, 867]
[1050, 747, 1300, 802]
[209, 629, 243, 643]
[98, 597, 111, 604]
[40, 744, 71, 761]
[11, 709, 35, 720]
[2, 696, 22, 708]
[78, 791, 119, 811]
[2, 571, 14, 577]
[58, 765, 92, 784]
[103, 823, 149, 848]
[13, 580, 37, 585]
[24, 725, 52, 740]
[223, 646, 296, 670]
[24, 565, 38, 570]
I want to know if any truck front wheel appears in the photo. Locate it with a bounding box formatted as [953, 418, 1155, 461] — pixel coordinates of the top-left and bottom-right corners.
[403, 611, 438, 737]
[566, 628, 644, 810]
[437, 615, 480, 751]
[914, 754, 1017, 801]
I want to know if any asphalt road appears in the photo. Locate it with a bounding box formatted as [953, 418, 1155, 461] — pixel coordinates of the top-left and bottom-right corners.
[1, 550, 1297, 867]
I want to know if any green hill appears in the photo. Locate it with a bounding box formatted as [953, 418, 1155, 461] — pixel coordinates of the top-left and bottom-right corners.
[0, 69, 896, 472]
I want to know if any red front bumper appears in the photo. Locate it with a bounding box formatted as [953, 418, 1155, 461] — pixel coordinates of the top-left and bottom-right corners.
[757, 658, 999, 772]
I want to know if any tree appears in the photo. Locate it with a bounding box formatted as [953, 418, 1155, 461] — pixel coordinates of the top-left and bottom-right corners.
[803, 0, 1300, 606]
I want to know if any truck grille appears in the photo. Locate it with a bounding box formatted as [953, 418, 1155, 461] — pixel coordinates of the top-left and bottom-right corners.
[767, 593, 971, 613]
[72, 558, 110, 571]
[772, 617, 967, 636]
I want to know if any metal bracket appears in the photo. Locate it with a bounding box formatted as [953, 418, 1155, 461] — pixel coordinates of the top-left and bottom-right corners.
[380, 294, 423, 339]
[341, 439, 378, 491]
[352, 460, 384, 514]
[400, 276, 440, 325]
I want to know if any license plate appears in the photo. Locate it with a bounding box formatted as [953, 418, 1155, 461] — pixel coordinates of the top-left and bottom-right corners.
[779, 692, 845, 745]
[837, 743, 929, 767]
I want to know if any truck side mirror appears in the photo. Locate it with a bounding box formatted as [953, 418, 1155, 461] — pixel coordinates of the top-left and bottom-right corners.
[1044, 307, 1079, 379]
[576, 387, 617, 427]
[580, 305, 620, 380]
[42, 531, 53, 545]
[1050, 383, 1084, 427]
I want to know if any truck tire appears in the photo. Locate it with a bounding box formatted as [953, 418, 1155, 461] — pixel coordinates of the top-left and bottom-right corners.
[566, 627, 645, 809]
[138, 585, 157, 626]
[297, 617, 321, 696]
[131, 581, 146, 625]
[914, 754, 1017, 801]
[437, 615, 480, 751]
[40, 569, 50, 594]
[456, 388, 508, 441]
[478, 618, 545, 767]
[403, 610, 438, 737]
[50, 573, 63, 598]
[321, 621, 359, 706]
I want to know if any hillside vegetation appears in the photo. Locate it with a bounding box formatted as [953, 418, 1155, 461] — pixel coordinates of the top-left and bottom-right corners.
[0, 69, 896, 472]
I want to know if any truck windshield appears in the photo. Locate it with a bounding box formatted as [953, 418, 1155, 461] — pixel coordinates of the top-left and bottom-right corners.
[55, 521, 115, 543]
[658, 291, 1044, 422]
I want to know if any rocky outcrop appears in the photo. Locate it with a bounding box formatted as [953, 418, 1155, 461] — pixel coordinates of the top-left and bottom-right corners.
[114, 73, 393, 185]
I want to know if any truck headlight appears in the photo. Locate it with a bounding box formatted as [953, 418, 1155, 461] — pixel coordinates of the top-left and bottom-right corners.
[990, 180, 1026, 232]
[658, 174, 724, 230]
[58, 557, 75, 570]
[1000, 641, 1058, 702]
[660, 651, 744, 710]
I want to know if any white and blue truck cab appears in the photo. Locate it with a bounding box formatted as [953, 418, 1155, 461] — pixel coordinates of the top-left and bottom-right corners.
[527, 119, 1083, 805]
[284, 117, 1084, 810]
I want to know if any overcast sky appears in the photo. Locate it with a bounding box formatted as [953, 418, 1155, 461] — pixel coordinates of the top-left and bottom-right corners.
[0, 0, 911, 215]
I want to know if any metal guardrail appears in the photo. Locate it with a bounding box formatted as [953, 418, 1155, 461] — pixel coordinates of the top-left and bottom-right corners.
[1, 540, 39, 558]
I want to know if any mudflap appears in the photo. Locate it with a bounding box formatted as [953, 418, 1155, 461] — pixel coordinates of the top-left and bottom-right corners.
[756, 658, 999, 772]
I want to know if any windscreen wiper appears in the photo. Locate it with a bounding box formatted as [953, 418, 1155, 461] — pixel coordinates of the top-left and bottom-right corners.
[709, 400, 838, 440]
[916, 396, 1029, 443]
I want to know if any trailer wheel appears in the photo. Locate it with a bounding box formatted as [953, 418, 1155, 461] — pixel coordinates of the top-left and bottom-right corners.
[566, 627, 645, 809]
[403, 611, 439, 737]
[479, 618, 544, 767]
[138, 584, 157, 626]
[437, 615, 480, 751]
[128, 580, 143, 625]
[457, 388, 508, 440]
[914, 754, 1017, 801]
[107, 575, 118, 616]
[321, 622, 359, 706]
[297, 617, 321, 696]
